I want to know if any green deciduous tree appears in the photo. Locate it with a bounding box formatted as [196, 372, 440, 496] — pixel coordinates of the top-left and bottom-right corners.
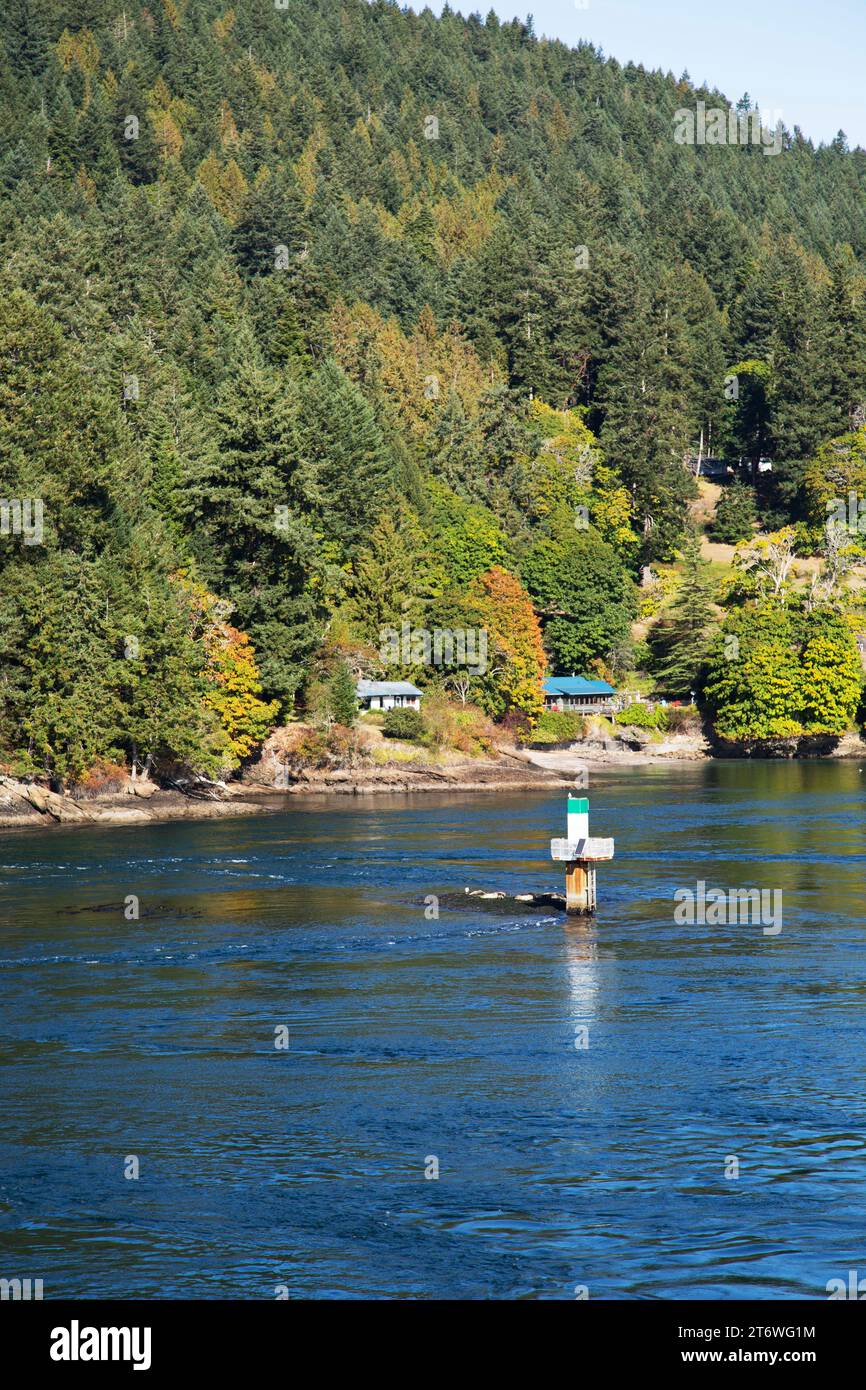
[703, 603, 861, 744]
[521, 531, 636, 673]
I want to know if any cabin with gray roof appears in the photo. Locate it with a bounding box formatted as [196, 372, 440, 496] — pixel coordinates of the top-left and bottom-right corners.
[357, 679, 423, 711]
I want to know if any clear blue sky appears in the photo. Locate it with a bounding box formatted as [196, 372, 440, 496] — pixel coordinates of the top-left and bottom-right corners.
[429, 0, 866, 148]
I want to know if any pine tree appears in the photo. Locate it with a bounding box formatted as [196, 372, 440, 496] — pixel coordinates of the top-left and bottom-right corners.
[231, 171, 309, 280]
[825, 246, 866, 426]
[648, 534, 717, 698]
[4, 0, 49, 74]
[113, 70, 159, 185]
[710, 482, 757, 544]
[49, 85, 80, 178]
[596, 288, 694, 562]
[345, 504, 430, 641]
[296, 359, 395, 561]
[187, 340, 322, 711]
[329, 660, 357, 726]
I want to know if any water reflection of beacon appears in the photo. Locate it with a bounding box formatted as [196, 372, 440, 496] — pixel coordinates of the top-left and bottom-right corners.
[550, 794, 614, 915]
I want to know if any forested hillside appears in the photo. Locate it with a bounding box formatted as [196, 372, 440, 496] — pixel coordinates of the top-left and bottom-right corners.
[2, 0, 866, 779]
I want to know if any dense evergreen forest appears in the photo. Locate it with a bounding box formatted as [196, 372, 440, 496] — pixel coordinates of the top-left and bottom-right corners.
[2, 0, 866, 781]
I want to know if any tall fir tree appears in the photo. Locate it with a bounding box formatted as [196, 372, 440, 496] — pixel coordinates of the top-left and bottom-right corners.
[648, 533, 717, 698]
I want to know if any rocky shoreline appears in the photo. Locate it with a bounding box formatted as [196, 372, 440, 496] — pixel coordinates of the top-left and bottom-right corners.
[3, 726, 864, 834]
[0, 773, 268, 832]
[0, 758, 576, 833]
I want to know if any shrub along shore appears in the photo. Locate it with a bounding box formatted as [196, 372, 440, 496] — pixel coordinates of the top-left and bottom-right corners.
[5, 704, 866, 835]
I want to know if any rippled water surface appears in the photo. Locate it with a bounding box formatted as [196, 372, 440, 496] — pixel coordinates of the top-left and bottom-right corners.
[2, 761, 866, 1299]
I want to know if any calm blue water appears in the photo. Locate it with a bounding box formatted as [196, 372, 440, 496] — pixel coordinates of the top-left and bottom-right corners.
[2, 761, 866, 1299]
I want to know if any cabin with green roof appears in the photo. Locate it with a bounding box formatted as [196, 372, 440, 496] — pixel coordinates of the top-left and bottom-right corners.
[542, 676, 616, 714]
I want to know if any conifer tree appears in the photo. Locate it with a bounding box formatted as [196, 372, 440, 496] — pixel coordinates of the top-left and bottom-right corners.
[296, 359, 395, 560]
[710, 483, 758, 544]
[329, 660, 358, 727]
[648, 534, 717, 698]
[188, 339, 322, 710]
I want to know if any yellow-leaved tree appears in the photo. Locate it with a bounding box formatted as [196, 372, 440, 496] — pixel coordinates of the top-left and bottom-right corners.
[472, 566, 546, 725]
[526, 400, 639, 558]
[179, 577, 279, 767]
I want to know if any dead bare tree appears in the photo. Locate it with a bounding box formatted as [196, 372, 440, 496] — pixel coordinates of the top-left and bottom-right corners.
[735, 527, 796, 600]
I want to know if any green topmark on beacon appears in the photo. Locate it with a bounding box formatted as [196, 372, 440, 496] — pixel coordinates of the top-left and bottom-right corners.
[550, 793, 614, 914]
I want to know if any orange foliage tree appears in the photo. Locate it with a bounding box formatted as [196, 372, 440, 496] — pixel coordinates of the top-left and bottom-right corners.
[471, 566, 545, 724]
[178, 576, 279, 766]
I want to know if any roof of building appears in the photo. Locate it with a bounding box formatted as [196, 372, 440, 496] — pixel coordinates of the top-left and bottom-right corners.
[543, 676, 616, 697]
[689, 456, 728, 475]
[357, 680, 423, 697]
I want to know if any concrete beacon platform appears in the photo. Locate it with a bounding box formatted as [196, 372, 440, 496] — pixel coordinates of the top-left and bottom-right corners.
[550, 795, 614, 914]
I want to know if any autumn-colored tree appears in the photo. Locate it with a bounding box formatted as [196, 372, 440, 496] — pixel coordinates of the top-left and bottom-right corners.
[180, 578, 278, 766]
[202, 624, 279, 765]
[471, 566, 546, 723]
[328, 299, 493, 452]
[196, 154, 249, 223]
